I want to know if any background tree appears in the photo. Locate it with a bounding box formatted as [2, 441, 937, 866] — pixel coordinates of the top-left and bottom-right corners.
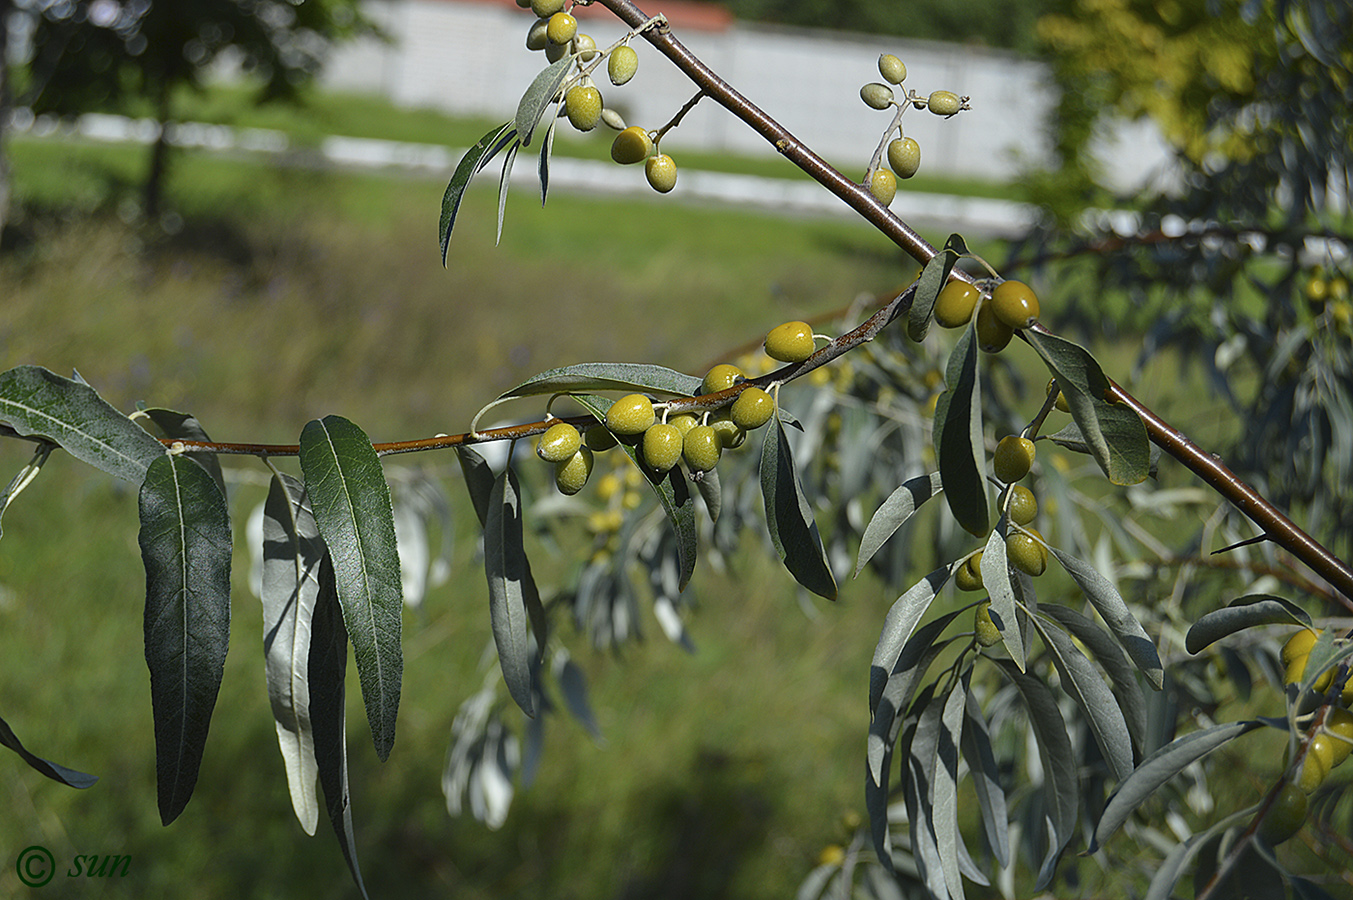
[15, 0, 372, 216]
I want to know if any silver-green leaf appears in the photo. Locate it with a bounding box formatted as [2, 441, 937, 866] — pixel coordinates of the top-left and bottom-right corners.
[0, 365, 164, 484]
[440, 122, 518, 264]
[855, 471, 945, 577]
[299, 415, 404, 762]
[1184, 594, 1312, 655]
[516, 57, 574, 146]
[138, 453, 232, 825]
[1050, 547, 1162, 689]
[908, 234, 968, 342]
[485, 465, 537, 717]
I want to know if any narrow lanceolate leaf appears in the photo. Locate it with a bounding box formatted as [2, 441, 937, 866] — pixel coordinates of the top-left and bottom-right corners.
[309, 560, 370, 900]
[1024, 330, 1149, 485]
[485, 466, 537, 717]
[440, 122, 518, 264]
[1184, 594, 1312, 655]
[906, 693, 950, 899]
[1040, 604, 1147, 755]
[761, 416, 837, 600]
[299, 416, 403, 762]
[1090, 720, 1263, 853]
[961, 692, 1009, 867]
[138, 453, 232, 825]
[1050, 547, 1162, 689]
[575, 395, 698, 590]
[934, 326, 988, 536]
[870, 566, 954, 712]
[495, 362, 704, 402]
[495, 139, 521, 246]
[0, 714, 97, 789]
[855, 471, 945, 576]
[932, 676, 968, 900]
[1032, 616, 1134, 782]
[996, 660, 1077, 891]
[694, 465, 722, 524]
[0, 365, 165, 484]
[908, 234, 968, 342]
[979, 522, 1024, 671]
[138, 408, 225, 498]
[260, 473, 324, 835]
[516, 56, 574, 146]
[538, 114, 557, 206]
[0, 440, 55, 539]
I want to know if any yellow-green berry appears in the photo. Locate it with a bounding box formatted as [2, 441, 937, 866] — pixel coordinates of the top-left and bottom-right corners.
[574, 33, 598, 61]
[1281, 628, 1321, 666]
[669, 413, 699, 436]
[1006, 528, 1047, 577]
[933, 281, 979, 328]
[1047, 378, 1071, 413]
[1325, 708, 1353, 768]
[683, 425, 722, 471]
[646, 154, 678, 193]
[608, 45, 639, 85]
[606, 394, 656, 435]
[869, 168, 897, 205]
[927, 90, 962, 116]
[975, 601, 1001, 647]
[878, 54, 906, 84]
[991, 280, 1040, 329]
[537, 421, 583, 463]
[861, 83, 895, 110]
[709, 413, 746, 449]
[998, 485, 1038, 526]
[954, 553, 984, 591]
[1258, 783, 1307, 845]
[530, 0, 564, 16]
[993, 435, 1036, 483]
[584, 425, 617, 451]
[975, 302, 1013, 353]
[546, 11, 577, 44]
[611, 126, 653, 164]
[887, 137, 921, 179]
[764, 321, 815, 363]
[526, 17, 550, 51]
[730, 386, 776, 430]
[643, 423, 684, 472]
[565, 85, 603, 131]
[554, 446, 594, 495]
[702, 364, 745, 394]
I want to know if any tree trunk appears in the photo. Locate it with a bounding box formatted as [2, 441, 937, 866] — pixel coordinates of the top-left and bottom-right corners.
[144, 80, 171, 219]
[0, 0, 15, 240]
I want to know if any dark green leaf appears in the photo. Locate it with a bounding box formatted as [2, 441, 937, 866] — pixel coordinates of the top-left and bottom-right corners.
[309, 558, 370, 900]
[0, 440, 55, 539]
[908, 234, 968, 342]
[1045, 420, 1160, 479]
[137, 408, 225, 497]
[299, 416, 403, 762]
[694, 465, 721, 524]
[0, 365, 164, 483]
[855, 471, 944, 576]
[495, 140, 520, 246]
[934, 326, 988, 536]
[516, 57, 573, 146]
[1185, 594, 1313, 655]
[1040, 604, 1148, 755]
[455, 444, 497, 527]
[996, 660, 1077, 890]
[555, 653, 603, 741]
[760, 417, 837, 600]
[138, 453, 232, 824]
[1024, 331, 1150, 485]
[1090, 720, 1262, 852]
[1032, 615, 1134, 781]
[575, 395, 698, 590]
[961, 692, 1009, 867]
[485, 466, 537, 717]
[440, 122, 518, 264]
[494, 362, 703, 402]
[1050, 548, 1162, 689]
[0, 714, 97, 789]
[260, 473, 324, 835]
[538, 114, 557, 205]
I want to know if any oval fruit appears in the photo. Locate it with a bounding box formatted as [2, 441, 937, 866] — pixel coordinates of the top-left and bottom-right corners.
[975, 601, 1001, 647]
[642, 423, 684, 472]
[869, 168, 897, 205]
[537, 421, 583, 463]
[764, 321, 815, 363]
[975, 302, 1013, 353]
[611, 126, 653, 164]
[993, 435, 1036, 483]
[934, 281, 979, 328]
[606, 394, 656, 435]
[646, 154, 678, 193]
[927, 90, 961, 115]
[554, 447, 594, 495]
[991, 280, 1040, 329]
[860, 83, 895, 110]
[545, 11, 577, 44]
[878, 53, 906, 84]
[999, 485, 1038, 526]
[1258, 783, 1307, 845]
[887, 137, 921, 179]
[1007, 529, 1048, 577]
[731, 387, 776, 429]
[683, 425, 722, 471]
[608, 45, 639, 85]
[702, 363, 745, 394]
[565, 85, 603, 131]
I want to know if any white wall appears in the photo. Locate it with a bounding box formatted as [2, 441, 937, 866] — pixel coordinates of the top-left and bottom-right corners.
[322, 0, 1172, 190]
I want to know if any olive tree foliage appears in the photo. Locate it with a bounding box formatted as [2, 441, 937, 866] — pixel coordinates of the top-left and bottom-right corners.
[8, 0, 371, 215]
[1, 0, 1352, 898]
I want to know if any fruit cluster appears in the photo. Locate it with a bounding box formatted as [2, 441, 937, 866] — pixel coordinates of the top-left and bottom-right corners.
[521, 0, 678, 193]
[1260, 627, 1353, 843]
[955, 436, 1047, 616]
[1303, 266, 1352, 331]
[535, 322, 816, 495]
[933, 278, 1041, 352]
[858, 53, 969, 205]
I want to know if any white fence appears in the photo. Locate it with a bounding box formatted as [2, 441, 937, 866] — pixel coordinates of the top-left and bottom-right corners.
[322, 0, 1172, 190]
